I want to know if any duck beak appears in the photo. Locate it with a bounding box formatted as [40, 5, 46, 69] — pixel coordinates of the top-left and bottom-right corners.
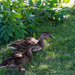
[49, 35, 55, 39]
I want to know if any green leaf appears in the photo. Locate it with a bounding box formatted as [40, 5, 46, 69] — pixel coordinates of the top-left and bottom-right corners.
[36, 0, 41, 7]
[25, 8, 29, 18]
[9, 15, 16, 22]
[15, 31, 20, 38]
[48, 10, 55, 14]
[1, 15, 8, 23]
[21, 30, 28, 34]
[30, 25, 37, 30]
[0, 11, 8, 15]
[45, 12, 50, 17]
[3, 1, 10, 8]
[4, 32, 9, 42]
[28, 28, 36, 33]
[0, 30, 6, 38]
[12, 6, 23, 11]
[58, 0, 62, 2]
[7, 24, 13, 31]
[18, 0, 23, 3]
[21, 4, 27, 7]
[63, 0, 70, 3]
[40, 5, 45, 9]
[44, 12, 50, 20]
[12, 2, 20, 6]
[7, 30, 13, 37]
[29, 0, 33, 6]
[12, 25, 18, 32]
[0, 25, 6, 32]
[52, 0, 58, 3]
[18, 24, 26, 29]
[11, 12, 22, 18]
[7, 0, 11, 3]
[55, 14, 63, 18]
[20, 32, 25, 39]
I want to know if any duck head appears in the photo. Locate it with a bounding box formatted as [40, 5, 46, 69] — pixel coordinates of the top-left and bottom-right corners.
[40, 31, 55, 39]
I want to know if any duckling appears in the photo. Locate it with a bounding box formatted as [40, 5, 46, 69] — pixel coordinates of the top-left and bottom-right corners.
[0, 44, 35, 72]
[7, 31, 55, 52]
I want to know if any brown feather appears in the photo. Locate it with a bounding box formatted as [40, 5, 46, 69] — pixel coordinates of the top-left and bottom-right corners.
[0, 44, 34, 70]
[7, 31, 54, 52]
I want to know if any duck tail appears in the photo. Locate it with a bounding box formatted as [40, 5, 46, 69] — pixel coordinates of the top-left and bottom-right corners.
[7, 44, 17, 49]
[0, 58, 9, 68]
[0, 65, 7, 68]
[0, 63, 8, 68]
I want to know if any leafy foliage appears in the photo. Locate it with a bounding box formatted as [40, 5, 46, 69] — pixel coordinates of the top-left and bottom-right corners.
[0, 0, 32, 44]
[0, 0, 70, 44]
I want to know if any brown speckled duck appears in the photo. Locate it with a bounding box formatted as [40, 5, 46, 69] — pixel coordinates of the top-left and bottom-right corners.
[7, 31, 55, 52]
[0, 44, 35, 72]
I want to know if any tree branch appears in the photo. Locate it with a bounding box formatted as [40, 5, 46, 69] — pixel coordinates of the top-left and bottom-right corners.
[22, 10, 46, 22]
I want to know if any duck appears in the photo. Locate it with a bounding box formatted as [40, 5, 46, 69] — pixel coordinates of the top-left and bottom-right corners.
[7, 31, 55, 52]
[0, 44, 35, 72]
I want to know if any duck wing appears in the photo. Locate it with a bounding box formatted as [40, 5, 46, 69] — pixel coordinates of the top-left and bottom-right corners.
[7, 37, 38, 50]
[0, 52, 25, 68]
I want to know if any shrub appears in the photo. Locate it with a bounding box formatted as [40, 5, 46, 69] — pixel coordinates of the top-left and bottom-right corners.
[0, 0, 70, 44]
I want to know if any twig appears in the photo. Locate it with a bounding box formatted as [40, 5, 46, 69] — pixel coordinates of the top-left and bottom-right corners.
[22, 10, 46, 22]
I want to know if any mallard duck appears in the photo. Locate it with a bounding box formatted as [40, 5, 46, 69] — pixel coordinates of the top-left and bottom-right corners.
[0, 44, 35, 72]
[7, 31, 55, 52]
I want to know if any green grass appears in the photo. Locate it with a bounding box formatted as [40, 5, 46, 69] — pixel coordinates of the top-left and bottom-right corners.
[0, 14, 75, 75]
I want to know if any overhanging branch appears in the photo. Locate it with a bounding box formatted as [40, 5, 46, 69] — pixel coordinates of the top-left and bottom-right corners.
[22, 10, 46, 22]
